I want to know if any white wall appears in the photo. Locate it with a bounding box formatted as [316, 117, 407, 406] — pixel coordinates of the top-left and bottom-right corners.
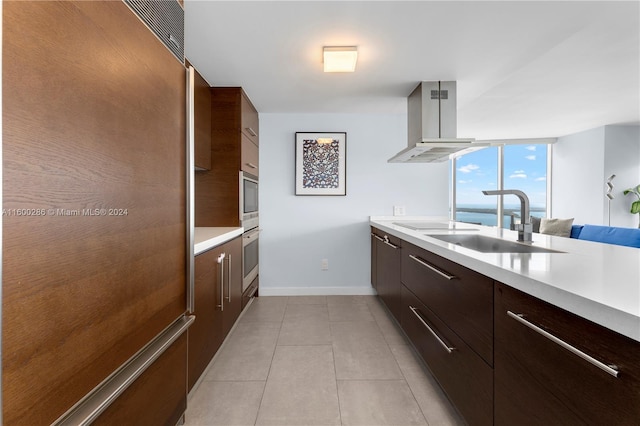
[552, 125, 640, 227]
[604, 125, 640, 228]
[259, 113, 449, 295]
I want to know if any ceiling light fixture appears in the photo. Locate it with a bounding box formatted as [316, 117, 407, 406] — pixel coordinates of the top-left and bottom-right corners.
[323, 46, 358, 73]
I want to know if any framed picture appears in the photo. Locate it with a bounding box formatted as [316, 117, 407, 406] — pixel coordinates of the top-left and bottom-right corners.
[295, 132, 347, 195]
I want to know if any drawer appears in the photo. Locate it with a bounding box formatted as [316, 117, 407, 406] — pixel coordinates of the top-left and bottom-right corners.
[494, 282, 640, 425]
[401, 285, 493, 426]
[401, 242, 493, 365]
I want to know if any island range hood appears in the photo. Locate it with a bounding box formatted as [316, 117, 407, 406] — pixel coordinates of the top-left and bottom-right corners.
[388, 81, 489, 163]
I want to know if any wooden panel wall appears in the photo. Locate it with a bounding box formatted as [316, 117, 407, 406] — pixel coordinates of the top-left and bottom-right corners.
[2, 2, 186, 424]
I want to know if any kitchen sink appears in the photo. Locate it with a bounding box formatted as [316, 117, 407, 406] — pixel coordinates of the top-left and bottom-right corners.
[427, 234, 565, 254]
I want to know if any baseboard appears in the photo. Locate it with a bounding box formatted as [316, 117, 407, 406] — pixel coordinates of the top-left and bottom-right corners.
[258, 286, 377, 296]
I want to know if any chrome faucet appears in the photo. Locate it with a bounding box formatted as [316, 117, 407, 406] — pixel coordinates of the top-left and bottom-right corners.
[482, 189, 533, 243]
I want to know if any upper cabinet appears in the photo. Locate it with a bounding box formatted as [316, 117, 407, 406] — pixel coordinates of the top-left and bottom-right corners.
[195, 87, 259, 226]
[187, 62, 212, 170]
[241, 91, 259, 146]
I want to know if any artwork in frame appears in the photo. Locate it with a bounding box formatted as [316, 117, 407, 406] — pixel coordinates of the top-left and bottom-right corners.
[295, 132, 347, 196]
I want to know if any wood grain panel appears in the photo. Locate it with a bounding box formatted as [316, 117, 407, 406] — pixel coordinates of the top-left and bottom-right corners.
[188, 246, 225, 391]
[192, 65, 212, 170]
[195, 88, 243, 226]
[3, 2, 186, 424]
[93, 333, 188, 426]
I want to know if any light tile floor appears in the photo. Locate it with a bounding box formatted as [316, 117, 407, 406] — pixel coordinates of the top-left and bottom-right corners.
[184, 295, 464, 426]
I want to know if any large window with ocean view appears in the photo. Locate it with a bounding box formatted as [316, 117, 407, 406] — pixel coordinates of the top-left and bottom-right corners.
[453, 144, 549, 228]
[455, 147, 499, 226]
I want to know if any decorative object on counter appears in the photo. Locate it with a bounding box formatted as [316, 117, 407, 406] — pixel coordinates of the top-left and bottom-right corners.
[295, 132, 346, 195]
[606, 174, 616, 226]
[539, 218, 574, 237]
[623, 183, 640, 228]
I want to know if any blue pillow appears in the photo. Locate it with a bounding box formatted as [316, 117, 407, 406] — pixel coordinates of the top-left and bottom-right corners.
[570, 225, 584, 239]
[577, 225, 640, 248]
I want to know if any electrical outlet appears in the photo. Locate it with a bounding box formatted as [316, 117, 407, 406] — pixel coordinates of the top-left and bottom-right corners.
[393, 205, 406, 216]
[321, 259, 329, 270]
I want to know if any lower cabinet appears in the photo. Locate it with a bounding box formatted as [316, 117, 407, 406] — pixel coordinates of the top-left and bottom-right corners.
[188, 236, 242, 391]
[401, 285, 493, 425]
[371, 227, 402, 319]
[494, 282, 640, 425]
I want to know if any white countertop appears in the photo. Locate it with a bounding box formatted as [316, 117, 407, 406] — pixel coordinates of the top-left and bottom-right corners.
[194, 227, 243, 255]
[370, 216, 640, 342]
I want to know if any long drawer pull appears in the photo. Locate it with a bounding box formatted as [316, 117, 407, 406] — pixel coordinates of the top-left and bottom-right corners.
[217, 253, 226, 311]
[246, 127, 257, 136]
[226, 254, 232, 303]
[409, 306, 455, 354]
[245, 162, 258, 169]
[409, 254, 457, 280]
[371, 233, 399, 249]
[507, 311, 619, 378]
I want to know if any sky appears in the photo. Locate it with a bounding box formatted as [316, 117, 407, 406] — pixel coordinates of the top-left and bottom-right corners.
[455, 144, 548, 208]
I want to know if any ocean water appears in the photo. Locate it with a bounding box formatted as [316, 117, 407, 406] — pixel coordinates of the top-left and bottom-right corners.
[456, 204, 545, 228]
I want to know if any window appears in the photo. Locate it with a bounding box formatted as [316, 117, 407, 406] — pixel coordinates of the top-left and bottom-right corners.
[452, 144, 551, 228]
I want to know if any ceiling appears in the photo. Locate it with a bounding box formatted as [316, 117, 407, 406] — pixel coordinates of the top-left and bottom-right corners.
[185, 1, 640, 140]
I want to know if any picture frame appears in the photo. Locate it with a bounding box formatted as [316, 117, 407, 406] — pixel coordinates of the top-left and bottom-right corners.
[295, 132, 347, 196]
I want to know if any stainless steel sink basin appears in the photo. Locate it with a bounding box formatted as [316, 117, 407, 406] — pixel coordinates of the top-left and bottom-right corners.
[427, 234, 565, 254]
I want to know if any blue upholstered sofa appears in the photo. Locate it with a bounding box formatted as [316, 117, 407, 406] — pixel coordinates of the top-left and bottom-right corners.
[570, 224, 640, 248]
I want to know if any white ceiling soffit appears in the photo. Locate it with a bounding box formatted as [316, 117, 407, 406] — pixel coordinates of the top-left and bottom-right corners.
[185, 1, 640, 140]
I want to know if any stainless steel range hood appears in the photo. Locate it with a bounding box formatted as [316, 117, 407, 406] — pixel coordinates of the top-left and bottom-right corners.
[388, 81, 489, 163]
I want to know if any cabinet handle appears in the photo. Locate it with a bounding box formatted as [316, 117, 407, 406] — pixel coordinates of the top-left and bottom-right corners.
[186, 66, 196, 314]
[371, 233, 399, 249]
[246, 127, 257, 137]
[409, 306, 455, 354]
[245, 162, 258, 169]
[226, 254, 232, 303]
[217, 253, 226, 311]
[506, 311, 619, 378]
[408, 254, 457, 280]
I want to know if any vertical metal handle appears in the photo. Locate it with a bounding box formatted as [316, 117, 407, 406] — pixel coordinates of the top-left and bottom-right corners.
[217, 253, 226, 311]
[506, 311, 619, 378]
[246, 127, 257, 137]
[226, 254, 232, 303]
[186, 66, 195, 313]
[409, 306, 455, 354]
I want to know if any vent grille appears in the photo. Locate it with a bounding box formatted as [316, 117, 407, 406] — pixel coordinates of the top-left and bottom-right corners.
[124, 0, 184, 62]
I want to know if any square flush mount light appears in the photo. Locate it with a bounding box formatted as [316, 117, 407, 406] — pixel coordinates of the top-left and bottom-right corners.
[323, 46, 358, 72]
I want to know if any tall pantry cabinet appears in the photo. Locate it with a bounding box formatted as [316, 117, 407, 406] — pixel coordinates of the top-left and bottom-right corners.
[3, 1, 189, 424]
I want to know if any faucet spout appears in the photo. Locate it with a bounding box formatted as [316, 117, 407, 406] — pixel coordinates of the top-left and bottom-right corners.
[482, 189, 532, 243]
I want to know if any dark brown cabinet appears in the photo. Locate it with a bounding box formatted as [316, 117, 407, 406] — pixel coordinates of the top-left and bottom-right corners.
[494, 282, 640, 425]
[189, 62, 212, 171]
[401, 241, 494, 366]
[195, 87, 259, 226]
[188, 236, 242, 391]
[401, 286, 493, 426]
[371, 227, 402, 319]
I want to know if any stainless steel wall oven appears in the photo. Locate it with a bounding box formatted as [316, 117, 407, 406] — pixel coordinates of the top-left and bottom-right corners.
[242, 227, 259, 292]
[240, 171, 258, 231]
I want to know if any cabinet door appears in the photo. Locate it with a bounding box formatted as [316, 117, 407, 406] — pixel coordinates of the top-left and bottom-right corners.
[241, 91, 259, 145]
[401, 285, 493, 426]
[494, 282, 640, 425]
[188, 246, 225, 391]
[402, 242, 493, 365]
[193, 65, 212, 170]
[374, 231, 402, 321]
[241, 133, 259, 177]
[222, 236, 243, 336]
[370, 229, 378, 289]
